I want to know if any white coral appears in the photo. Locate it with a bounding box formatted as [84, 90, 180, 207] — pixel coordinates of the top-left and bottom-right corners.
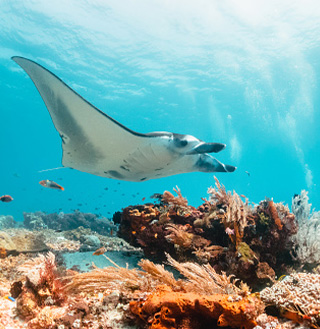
[291, 190, 320, 264]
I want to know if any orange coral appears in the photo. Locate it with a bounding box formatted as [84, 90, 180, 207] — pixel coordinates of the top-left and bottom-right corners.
[268, 201, 283, 230]
[130, 285, 264, 329]
[0, 247, 7, 259]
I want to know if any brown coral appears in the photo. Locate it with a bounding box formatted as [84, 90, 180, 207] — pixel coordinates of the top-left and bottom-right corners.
[16, 252, 67, 319]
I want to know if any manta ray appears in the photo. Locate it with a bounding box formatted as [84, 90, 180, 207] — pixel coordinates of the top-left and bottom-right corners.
[12, 56, 236, 182]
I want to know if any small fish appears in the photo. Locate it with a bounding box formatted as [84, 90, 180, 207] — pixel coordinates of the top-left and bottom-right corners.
[0, 195, 13, 202]
[93, 246, 106, 256]
[5, 296, 15, 302]
[154, 233, 158, 239]
[150, 193, 163, 201]
[142, 197, 146, 201]
[225, 227, 235, 236]
[39, 179, 64, 190]
[245, 171, 250, 176]
[277, 274, 287, 281]
[141, 226, 146, 231]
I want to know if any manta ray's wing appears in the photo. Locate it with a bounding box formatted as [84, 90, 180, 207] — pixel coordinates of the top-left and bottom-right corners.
[12, 56, 152, 179]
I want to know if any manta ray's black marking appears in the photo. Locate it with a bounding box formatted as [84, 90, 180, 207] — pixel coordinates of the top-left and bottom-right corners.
[12, 56, 236, 181]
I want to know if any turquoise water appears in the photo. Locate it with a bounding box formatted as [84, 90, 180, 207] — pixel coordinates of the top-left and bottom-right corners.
[1, 1, 320, 221]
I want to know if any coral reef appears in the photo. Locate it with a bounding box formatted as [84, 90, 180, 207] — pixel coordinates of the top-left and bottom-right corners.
[1, 180, 320, 329]
[23, 210, 116, 235]
[0, 225, 141, 260]
[0, 248, 318, 329]
[117, 177, 299, 288]
[0, 214, 16, 229]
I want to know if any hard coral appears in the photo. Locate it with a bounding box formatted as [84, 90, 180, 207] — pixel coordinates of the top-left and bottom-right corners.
[260, 272, 320, 328]
[130, 285, 264, 329]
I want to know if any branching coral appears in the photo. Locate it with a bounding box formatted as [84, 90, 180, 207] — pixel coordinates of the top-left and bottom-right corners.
[65, 253, 251, 297]
[162, 186, 189, 209]
[166, 253, 250, 296]
[165, 224, 211, 254]
[65, 256, 162, 295]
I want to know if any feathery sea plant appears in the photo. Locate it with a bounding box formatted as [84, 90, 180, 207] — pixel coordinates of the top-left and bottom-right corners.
[65, 253, 250, 299]
[207, 177, 253, 247]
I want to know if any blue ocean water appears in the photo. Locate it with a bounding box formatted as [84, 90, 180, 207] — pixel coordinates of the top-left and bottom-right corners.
[1, 1, 320, 221]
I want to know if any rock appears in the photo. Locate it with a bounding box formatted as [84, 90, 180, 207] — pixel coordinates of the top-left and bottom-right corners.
[11, 231, 48, 252]
[83, 235, 101, 248]
[0, 230, 48, 253]
[0, 231, 16, 250]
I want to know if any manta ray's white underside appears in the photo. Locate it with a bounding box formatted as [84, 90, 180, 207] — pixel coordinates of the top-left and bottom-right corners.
[12, 56, 236, 181]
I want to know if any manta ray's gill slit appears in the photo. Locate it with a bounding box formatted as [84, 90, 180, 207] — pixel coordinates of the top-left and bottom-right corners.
[120, 165, 130, 172]
[104, 170, 125, 179]
[147, 143, 162, 163]
[135, 147, 156, 167]
[127, 151, 153, 171]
